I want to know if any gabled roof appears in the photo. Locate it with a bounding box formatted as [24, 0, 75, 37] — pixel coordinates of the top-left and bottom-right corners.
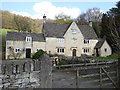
[94, 39, 105, 49]
[42, 22, 70, 37]
[78, 25, 98, 39]
[6, 32, 45, 42]
[42, 22, 98, 39]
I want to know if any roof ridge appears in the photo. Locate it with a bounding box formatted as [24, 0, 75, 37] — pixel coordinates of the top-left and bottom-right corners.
[7, 31, 43, 35]
[6, 31, 45, 42]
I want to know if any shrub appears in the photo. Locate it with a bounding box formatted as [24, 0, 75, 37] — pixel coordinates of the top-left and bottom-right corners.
[32, 49, 45, 59]
[57, 60, 71, 69]
[58, 60, 68, 65]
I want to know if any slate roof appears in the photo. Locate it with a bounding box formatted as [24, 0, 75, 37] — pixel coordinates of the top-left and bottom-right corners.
[43, 22, 70, 37]
[43, 22, 98, 39]
[7, 22, 98, 41]
[78, 25, 98, 39]
[6, 32, 45, 42]
[94, 39, 105, 49]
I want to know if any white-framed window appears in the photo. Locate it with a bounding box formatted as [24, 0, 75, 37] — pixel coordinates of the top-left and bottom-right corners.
[84, 40, 89, 44]
[15, 48, 20, 53]
[83, 49, 89, 53]
[72, 38, 77, 43]
[57, 48, 64, 53]
[36, 48, 41, 52]
[57, 38, 64, 43]
[26, 36, 32, 42]
[71, 29, 77, 34]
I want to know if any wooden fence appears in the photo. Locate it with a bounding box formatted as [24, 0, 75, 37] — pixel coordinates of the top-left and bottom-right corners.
[53, 60, 118, 88]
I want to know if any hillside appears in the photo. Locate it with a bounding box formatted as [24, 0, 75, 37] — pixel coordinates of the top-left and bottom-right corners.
[1, 10, 53, 33]
[1, 29, 18, 59]
[1, 10, 54, 59]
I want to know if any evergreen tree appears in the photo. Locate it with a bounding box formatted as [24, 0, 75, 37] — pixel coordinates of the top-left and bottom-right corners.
[101, 1, 120, 52]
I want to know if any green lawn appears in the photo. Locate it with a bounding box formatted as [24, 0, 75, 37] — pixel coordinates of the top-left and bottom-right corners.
[94, 56, 118, 59]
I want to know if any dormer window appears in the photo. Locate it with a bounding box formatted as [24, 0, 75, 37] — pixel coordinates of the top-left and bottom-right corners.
[71, 29, 77, 34]
[26, 36, 32, 42]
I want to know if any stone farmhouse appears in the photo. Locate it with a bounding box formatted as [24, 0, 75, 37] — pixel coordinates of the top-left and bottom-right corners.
[6, 16, 112, 59]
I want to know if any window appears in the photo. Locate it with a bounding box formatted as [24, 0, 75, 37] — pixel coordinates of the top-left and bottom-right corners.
[83, 49, 89, 53]
[84, 40, 89, 44]
[105, 48, 107, 52]
[15, 48, 20, 53]
[71, 29, 77, 34]
[62, 49, 64, 53]
[36, 48, 41, 52]
[72, 38, 77, 43]
[57, 48, 64, 53]
[57, 48, 59, 52]
[26, 36, 32, 42]
[57, 38, 64, 43]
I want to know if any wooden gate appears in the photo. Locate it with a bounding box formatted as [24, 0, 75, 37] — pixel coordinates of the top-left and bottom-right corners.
[52, 60, 118, 88]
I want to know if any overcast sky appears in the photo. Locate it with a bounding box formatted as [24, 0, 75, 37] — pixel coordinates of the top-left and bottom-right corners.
[1, 0, 119, 19]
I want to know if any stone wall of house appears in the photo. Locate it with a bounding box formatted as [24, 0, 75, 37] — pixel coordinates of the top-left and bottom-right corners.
[6, 40, 46, 59]
[100, 40, 112, 57]
[0, 54, 52, 89]
[45, 22, 98, 57]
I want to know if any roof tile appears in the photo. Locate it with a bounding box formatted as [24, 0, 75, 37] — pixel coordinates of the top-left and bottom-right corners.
[6, 32, 45, 42]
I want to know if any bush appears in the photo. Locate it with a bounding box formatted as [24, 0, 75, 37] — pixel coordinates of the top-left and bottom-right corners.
[58, 60, 68, 65]
[57, 60, 71, 69]
[32, 49, 45, 59]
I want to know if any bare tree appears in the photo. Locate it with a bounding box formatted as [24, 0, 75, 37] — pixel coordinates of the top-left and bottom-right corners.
[77, 8, 103, 23]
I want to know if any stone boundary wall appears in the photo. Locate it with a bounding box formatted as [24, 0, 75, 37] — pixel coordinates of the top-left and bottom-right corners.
[0, 54, 52, 89]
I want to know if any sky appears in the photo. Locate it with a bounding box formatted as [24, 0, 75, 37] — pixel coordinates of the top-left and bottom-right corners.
[1, 0, 119, 19]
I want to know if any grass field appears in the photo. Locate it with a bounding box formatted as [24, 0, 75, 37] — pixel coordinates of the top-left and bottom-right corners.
[1, 29, 18, 59]
[1, 29, 18, 37]
[95, 56, 118, 59]
[1, 29, 18, 46]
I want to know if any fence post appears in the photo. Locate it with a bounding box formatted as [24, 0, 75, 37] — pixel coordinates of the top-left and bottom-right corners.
[118, 50, 120, 89]
[116, 61, 118, 87]
[118, 37, 120, 89]
[76, 68, 79, 88]
[100, 68, 102, 88]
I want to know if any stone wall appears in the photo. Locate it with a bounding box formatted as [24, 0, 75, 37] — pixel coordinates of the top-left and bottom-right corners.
[0, 54, 52, 89]
[6, 40, 46, 59]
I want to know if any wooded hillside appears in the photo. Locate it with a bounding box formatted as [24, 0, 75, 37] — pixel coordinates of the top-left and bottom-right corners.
[1, 10, 53, 33]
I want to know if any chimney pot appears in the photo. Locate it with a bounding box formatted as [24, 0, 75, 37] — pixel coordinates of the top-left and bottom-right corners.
[43, 14, 46, 23]
[89, 21, 92, 27]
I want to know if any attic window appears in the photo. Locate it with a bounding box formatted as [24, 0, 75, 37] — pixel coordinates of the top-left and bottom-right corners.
[26, 36, 32, 42]
[72, 38, 77, 43]
[71, 29, 77, 34]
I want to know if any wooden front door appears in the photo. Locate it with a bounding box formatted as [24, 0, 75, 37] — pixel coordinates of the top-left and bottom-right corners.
[72, 49, 76, 56]
[26, 49, 31, 58]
